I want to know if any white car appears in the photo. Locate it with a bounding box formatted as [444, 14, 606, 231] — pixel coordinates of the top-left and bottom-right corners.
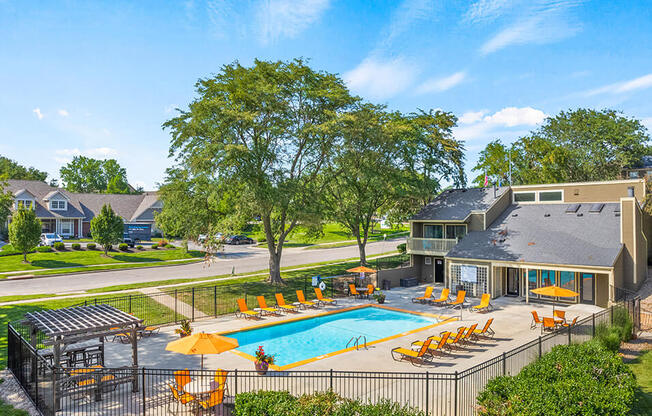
[40, 233, 63, 247]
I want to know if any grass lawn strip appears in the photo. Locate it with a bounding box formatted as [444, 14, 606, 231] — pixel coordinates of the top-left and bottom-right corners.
[627, 347, 652, 414]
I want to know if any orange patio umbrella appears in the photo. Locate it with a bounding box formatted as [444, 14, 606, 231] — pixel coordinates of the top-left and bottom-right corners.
[530, 285, 579, 312]
[346, 266, 377, 280]
[166, 332, 239, 369]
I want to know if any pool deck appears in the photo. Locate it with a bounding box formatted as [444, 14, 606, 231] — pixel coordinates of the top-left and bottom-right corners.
[104, 285, 603, 373]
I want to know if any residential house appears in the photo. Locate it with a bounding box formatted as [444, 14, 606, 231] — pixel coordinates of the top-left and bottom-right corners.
[405, 179, 650, 307]
[4, 180, 162, 240]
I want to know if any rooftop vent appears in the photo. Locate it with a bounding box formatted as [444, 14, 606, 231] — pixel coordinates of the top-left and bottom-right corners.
[614, 206, 621, 213]
[577, 213, 583, 217]
[511, 213, 518, 217]
[565, 204, 581, 213]
[589, 203, 605, 213]
[544, 213, 550, 217]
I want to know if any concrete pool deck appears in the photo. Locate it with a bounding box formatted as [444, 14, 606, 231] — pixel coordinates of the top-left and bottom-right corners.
[104, 285, 603, 373]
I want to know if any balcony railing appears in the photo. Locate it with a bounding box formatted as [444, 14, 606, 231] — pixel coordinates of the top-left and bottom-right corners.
[406, 237, 458, 256]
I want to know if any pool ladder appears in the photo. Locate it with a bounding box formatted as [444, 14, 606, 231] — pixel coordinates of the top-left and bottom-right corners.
[346, 335, 368, 350]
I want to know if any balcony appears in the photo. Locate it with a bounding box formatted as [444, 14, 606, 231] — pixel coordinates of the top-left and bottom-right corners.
[406, 237, 458, 256]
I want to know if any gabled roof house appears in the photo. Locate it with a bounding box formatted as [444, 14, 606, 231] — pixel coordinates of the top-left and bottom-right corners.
[4, 180, 162, 239]
[406, 179, 650, 307]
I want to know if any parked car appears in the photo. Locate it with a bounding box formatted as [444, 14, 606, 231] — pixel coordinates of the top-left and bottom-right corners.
[122, 233, 141, 248]
[40, 233, 63, 247]
[225, 235, 255, 245]
[197, 233, 224, 243]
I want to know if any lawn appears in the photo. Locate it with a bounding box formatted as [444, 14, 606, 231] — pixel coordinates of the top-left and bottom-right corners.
[0, 248, 203, 273]
[628, 349, 652, 415]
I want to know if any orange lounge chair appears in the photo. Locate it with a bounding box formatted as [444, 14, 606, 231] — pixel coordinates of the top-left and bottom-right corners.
[411, 331, 451, 357]
[214, 369, 229, 396]
[256, 296, 279, 316]
[541, 317, 557, 333]
[448, 290, 466, 309]
[235, 298, 261, 319]
[391, 338, 434, 366]
[461, 323, 478, 344]
[412, 286, 434, 303]
[430, 288, 450, 306]
[472, 294, 493, 312]
[168, 383, 196, 414]
[562, 316, 578, 328]
[296, 290, 317, 309]
[553, 310, 566, 324]
[430, 327, 467, 351]
[275, 293, 299, 313]
[348, 284, 362, 299]
[473, 318, 495, 338]
[366, 284, 375, 298]
[314, 287, 336, 305]
[530, 311, 543, 330]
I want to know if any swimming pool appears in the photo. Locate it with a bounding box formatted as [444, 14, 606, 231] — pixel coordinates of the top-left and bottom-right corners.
[225, 305, 450, 369]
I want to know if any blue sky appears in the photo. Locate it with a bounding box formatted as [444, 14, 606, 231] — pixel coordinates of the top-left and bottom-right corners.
[1, 0, 651, 189]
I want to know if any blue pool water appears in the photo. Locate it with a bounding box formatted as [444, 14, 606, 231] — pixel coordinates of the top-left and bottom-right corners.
[226, 307, 441, 366]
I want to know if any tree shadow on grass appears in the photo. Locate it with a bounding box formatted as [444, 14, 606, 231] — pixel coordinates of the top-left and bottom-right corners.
[30, 260, 85, 269]
[110, 255, 163, 263]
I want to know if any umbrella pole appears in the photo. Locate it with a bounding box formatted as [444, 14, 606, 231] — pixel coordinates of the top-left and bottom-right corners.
[201, 354, 204, 370]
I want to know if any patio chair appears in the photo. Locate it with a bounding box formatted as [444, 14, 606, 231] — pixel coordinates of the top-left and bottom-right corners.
[366, 284, 375, 299]
[553, 310, 566, 323]
[348, 284, 362, 299]
[314, 288, 337, 306]
[214, 369, 229, 396]
[411, 331, 451, 357]
[412, 286, 434, 303]
[235, 298, 261, 320]
[461, 323, 479, 344]
[275, 293, 299, 313]
[561, 316, 578, 328]
[167, 383, 196, 415]
[198, 388, 225, 412]
[256, 296, 279, 316]
[111, 332, 131, 344]
[138, 325, 160, 337]
[391, 338, 434, 367]
[473, 318, 495, 338]
[541, 317, 557, 334]
[530, 311, 543, 330]
[174, 369, 191, 389]
[448, 290, 466, 309]
[430, 288, 450, 306]
[296, 290, 318, 309]
[472, 294, 493, 312]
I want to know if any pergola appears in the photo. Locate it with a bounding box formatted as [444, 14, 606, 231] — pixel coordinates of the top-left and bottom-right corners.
[22, 304, 143, 398]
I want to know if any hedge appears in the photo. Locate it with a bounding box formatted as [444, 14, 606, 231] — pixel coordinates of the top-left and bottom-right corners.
[118, 243, 129, 251]
[36, 246, 53, 253]
[53, 242, 65, 251]
[396, 243, 406, 254]
[233, 391, 425, 416]
[136, 245, 144, 250]
[71, 243, 81, 250]
[87, 243, 96, 250]
[477, 342, 636, 416]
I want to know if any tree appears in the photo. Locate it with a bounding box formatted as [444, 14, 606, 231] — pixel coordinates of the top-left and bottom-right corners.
[0, 181, 14, 239]
[90, 204, 124, 256]
[164, 59, 355, 284]
[60, 156, 132, 193]
[8, 204, 41, 263]
[473, 109, 651, 186]
[0, 155, 48, 181]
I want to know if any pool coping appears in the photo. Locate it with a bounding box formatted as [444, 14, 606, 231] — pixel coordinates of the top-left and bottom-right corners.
[221, 304, 457, 371]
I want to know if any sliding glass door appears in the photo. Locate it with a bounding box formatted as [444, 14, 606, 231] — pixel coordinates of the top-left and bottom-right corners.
[580, 273, 594, 304]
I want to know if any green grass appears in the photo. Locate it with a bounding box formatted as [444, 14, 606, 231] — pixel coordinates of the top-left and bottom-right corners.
[0, 248, 203, 274]
[0, 398, 28, 416]
[628, 349, 652, 415]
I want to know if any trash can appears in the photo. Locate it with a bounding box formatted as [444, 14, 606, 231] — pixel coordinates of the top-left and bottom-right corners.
[382, 279, 391, 291]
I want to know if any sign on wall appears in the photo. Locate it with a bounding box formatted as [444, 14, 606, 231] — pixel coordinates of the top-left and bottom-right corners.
[460, 265, 478, 283]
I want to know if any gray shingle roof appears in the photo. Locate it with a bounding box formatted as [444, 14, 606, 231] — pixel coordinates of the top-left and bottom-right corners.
[446, 203, 622, 267]
[411, 187, 509, 221]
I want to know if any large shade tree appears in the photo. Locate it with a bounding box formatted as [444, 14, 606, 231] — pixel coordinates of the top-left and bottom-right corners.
[60, 156, 133, 194]
[164, 59, 356, 284]
[90, 204, 124, 256]
[473, 109, 651, 186]
[0, 156, 48, 181]
[8, 204, 42, 263]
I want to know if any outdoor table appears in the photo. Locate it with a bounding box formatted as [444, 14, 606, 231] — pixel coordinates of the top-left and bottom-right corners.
[184, 379, 219, 395]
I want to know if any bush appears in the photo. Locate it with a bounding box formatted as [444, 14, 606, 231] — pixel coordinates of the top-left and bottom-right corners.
[53, 242, 65, 251]
[2, 244, 14, 251]
[86, 243, 96, 250]
[71, 243, 81, 250]
[397, 242, 407, 254]
[477, 342, 636, 416]
[165, 243, 175, 249]
[151, 244, 158, 250]
[36, 246, 53, 253]
[233, 391, 425, 416]
[118, 243, 129, 251]
[136, 245, 144, 250]
[156, 239, 170, 248]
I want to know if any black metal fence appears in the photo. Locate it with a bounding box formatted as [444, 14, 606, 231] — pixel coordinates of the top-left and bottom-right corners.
[375, 253, 410, 270]
[7, 299, 640, 416]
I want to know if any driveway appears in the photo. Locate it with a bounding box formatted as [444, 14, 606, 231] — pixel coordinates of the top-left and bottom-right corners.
[0, 238, 404, 296]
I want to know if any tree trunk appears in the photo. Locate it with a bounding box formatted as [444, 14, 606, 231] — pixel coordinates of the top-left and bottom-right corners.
[23, 251, 28, 264]
[268, 250, 283, 284]
[357, 239, 367, 266]
[262, 214, 285, 285]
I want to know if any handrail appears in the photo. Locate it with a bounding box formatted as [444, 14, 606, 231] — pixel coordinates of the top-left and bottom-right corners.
[346, 335, 368, 350]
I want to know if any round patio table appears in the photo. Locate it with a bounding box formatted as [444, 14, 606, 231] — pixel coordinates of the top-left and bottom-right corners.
[184, 379, 218, 395]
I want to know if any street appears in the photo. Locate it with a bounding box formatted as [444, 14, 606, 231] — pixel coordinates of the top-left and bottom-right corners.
[0, 238, 404, 296]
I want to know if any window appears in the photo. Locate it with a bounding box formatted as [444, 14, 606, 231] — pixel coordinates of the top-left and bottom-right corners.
[17, 200, 33, 209]
[629, 171, 640, 178]
[539, 191, 562, 202]
[565, 204, 580, 213]
[528, 270, 538, 296]
[445, 225, 466, 240]
[50, 200, 67, 210]
[450, 264, 488, 297]
[514, 192, 535, 202]
[423, 224, 443, 239]
[60, 220, 73, 235]
[424, 257, 432, 265]
[559, 271, 575, 291]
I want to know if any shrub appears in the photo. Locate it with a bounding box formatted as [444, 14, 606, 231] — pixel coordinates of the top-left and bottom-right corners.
[53, 242, 65, 251]
[397, 242, 407, 254]
[165, 243, 175, 249]
[156, 239, 169, 248]
[1, 244, 14, 251]
[477, 342, 636, 416]
[151, 244, 158, 250]
[136, 245, 144, 250]
[36, 246, 53, 253]
[118, 243, 129, 251]
[86, 243, 96, 250]
[71, 243, 81, 250]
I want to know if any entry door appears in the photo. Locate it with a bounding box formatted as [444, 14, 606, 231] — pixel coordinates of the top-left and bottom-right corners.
[506, 268, 519, 296]
[580, 273, 595, 304]
[434, 259, 444, 283]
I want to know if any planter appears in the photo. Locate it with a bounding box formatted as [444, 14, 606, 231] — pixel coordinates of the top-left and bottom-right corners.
[255, 361, 269, 375]
[377, 299, 385, 304]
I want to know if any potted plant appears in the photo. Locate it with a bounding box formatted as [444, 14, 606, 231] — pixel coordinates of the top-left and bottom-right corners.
[373, 291, 386, 304]
[254, 346, 275, 375]
[174, 319, 192, 338]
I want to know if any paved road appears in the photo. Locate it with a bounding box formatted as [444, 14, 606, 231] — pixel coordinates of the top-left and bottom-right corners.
[0, 238, 405, 296]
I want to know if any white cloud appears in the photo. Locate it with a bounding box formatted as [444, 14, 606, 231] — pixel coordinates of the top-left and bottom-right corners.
[382, 0, 436, 47]
[584, 73, 652, 96]
[57, 109, 69, 117]
[465, 0, 512, 23]
[480, 0, 584, 55]
[642, 117, 652, 131]
[417, 71, 467, 94]
[33, 108, 44, 120]
[257, 0, 331, 44]
[54, 147, 119, 163]
[483, 106, 546, 127]
[459, 110, 487, 125]
[344, 56, 419, 100]
[455, 106, 546, 141]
